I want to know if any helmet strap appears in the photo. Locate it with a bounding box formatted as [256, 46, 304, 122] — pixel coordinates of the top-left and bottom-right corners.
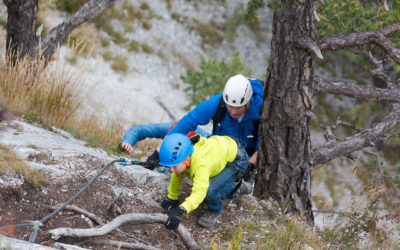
[183, 158, 191, 168]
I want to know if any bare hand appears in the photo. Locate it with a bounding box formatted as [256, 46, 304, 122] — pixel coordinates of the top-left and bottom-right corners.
[249, 151, 258, 165]
[120, 143, 133, 154]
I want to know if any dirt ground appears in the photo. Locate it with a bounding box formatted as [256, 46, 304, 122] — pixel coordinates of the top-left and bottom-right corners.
[0, 154, 270, 249]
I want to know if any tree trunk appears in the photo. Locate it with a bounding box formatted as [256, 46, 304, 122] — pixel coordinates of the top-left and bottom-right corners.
[4, 0, 39, 63]
[254, 0, 315, 224]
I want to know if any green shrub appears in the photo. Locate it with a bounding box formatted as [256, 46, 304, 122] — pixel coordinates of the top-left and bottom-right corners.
[181, 51, 251, 109]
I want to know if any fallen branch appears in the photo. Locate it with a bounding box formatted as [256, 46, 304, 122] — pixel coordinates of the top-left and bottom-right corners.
[49, 212, 199, 250]
[44, 204, 151, 246]
[92, 239, 162, 250]
[44, 204, 104, 226]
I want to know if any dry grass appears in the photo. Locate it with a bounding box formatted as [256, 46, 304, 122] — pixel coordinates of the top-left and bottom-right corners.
[0, 49, 84, 128]
[0, 44, 124, 153]
[0, 144, 44, 187]
[68, 23, 101, 55]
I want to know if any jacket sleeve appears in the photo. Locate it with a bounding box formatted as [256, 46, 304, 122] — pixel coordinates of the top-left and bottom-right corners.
[168, 94, 222, 135]
[179, 166, 210, 214]
[120, 121, 175, 146]
[167, 172, 184, 200]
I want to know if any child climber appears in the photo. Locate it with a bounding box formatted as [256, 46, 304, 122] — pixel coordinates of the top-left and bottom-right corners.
[159, 133, 249, 229]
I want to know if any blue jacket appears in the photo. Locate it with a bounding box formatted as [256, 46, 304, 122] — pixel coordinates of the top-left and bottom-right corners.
[168, 79, 263, 154]
[121, 121, 209, 147]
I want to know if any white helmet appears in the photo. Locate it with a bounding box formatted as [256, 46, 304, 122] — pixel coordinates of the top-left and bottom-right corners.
[223, 74, 253, 107]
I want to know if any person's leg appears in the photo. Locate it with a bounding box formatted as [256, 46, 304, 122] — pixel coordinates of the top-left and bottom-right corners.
[198, 167, 237, 228]
[204, 167, 237, 213]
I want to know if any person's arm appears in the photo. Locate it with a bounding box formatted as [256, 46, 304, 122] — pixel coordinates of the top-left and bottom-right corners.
[167, 172, 184, 200]
[179, 167, 210, 214]
[119, 121, 175, 153]
[249, 151, 258, 165]
[168, 94, 222, 135]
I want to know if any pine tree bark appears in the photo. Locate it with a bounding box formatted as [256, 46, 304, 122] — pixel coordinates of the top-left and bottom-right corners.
[254, 0, 315, 224]
[4, 0, 39, 63]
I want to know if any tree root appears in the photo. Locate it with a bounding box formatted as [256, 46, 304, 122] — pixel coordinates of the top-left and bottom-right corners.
[45, 204, 151, 246]
[48, 212, 199, 249]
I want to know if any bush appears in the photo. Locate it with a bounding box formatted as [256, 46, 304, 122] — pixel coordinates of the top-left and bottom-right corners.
[181, 51, 251, 109]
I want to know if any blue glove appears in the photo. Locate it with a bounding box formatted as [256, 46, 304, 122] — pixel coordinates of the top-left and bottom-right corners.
[165, 207, 185, 230]
[161, 197, 179, 212]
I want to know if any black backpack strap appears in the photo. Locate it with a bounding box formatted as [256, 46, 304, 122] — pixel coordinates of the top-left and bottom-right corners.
[189, 134, 201, 144]
[212, 97, 227, 135]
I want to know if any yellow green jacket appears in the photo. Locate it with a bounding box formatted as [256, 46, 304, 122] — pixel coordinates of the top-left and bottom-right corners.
[167, 135, 238, 214]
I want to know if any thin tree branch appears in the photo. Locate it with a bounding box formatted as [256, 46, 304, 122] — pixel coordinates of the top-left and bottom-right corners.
[317, 22, 400, 64]
[312, 106, 400, 165]
[40, 0, 115, 59]
[314, 77, 400, 102]
[49, 213, 199, 250]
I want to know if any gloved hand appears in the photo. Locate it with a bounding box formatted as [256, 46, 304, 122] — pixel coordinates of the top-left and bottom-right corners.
[165, 207, 185, 230]
[161, 197, 179, 212]
[243, 163, 255, 183]
[144, 150, 160, 170]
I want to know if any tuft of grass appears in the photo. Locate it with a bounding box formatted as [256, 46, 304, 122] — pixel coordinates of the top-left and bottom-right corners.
[0, 43, 125, 156]
[212, 219, 322, 249]
[111, 56, 129, 73]
[56, 0, 89, 14]
[68, 24, 101, 55]
[127, 40, 141, 52]
[64, 117, 125, 154]
[0, 45, 86, 128]
[142, 43, 153, 54]
[102, 51, 113, 61]
[0, 144, 44, 187]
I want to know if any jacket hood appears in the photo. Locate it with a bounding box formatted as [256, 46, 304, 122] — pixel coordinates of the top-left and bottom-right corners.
[245, 79, 263, 120]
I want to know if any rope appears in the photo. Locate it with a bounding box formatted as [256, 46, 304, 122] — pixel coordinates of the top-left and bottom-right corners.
[27, 158, 125, 242]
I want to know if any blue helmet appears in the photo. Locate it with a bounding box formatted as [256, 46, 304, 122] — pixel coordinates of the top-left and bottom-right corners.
[159, 133, 194, 167]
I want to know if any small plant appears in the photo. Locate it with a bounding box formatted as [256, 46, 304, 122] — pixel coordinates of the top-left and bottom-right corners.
[140, 2, 150, 11]
[102, 51, 113, 61]
[142, 44, 153, 54]
[0, 18, 6, 27]
[181, 51, 251, 109]
[127, 40, 141, 52]
[56, 0, 88, 13]
[0, 144, 44, 187]
[111, 56, 129, 73]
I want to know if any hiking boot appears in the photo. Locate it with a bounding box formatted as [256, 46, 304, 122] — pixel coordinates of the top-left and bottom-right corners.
[197, 211, 222, 228]
[239, 180, 253, 195]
